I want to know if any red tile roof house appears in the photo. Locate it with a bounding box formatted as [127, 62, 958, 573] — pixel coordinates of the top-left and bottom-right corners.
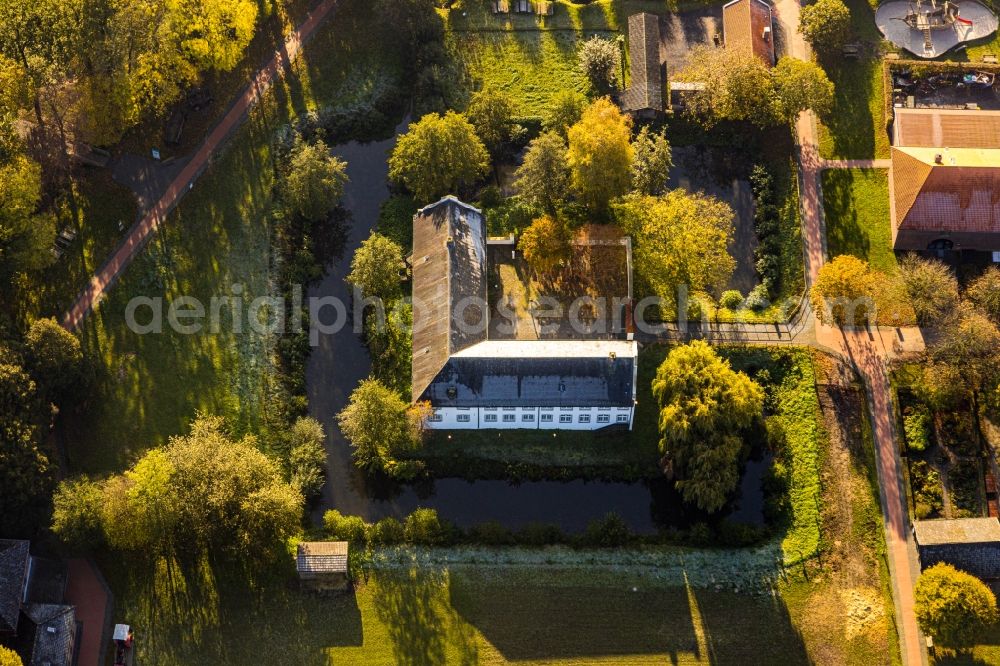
[723, 0, 775, 66]
[890, 108, 1000, 252]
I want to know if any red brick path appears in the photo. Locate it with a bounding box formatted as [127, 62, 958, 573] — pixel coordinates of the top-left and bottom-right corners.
[62, 0, 340, 331]
[65, 559, 110, 666]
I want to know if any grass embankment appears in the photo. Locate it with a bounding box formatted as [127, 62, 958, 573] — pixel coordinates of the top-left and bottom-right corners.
[815, 0, 890, 160]
[61, 0, 405, 473]
[822, 168, 897, 273]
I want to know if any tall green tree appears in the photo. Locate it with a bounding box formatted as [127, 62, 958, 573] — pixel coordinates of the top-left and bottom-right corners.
[566, 98, 633, 211]
[929, 302, 1000, 393]
[513, 131, 570, 214]
[772, 56, 835, 122]
[678, 46, 777, 127]
[466, 86, 518, 158]
[578, 36, 620, 95]
[544, 89, 586, 137]
[652, 341, 764, 512]
[25, 318, 84, 403]
[798, 0, 852, 55]
[915, 563, 998, 650]
[338, 378, 427, 479]
[347, 232, 405, 302]
[614, 192, 736, 304]
[630, 126, 672, 196]
[0, 155, 53, 277]
[0, 358, 52, 537]
[388, 111, 490, 203]
[282, 139, 348, 222]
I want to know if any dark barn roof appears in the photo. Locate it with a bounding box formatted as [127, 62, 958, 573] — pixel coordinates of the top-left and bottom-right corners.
[419, 343, 636, 407]
[0, 540, 29, 635]
[296, 542, 349, 575]
[25, 603, 76, 666]
[411, 197, 489, 402]
[624, 13, 664, 113]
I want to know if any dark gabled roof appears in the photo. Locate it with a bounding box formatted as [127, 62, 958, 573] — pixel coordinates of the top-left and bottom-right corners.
[25, 604, 76, 666]
[411, 197, 488, 402]
[624, 13, 664, 112]
[0, 540, 29, 635]
[419, 342, 637, 407]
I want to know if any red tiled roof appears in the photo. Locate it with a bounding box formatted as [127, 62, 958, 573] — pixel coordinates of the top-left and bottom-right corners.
[723, 0, 774, 66]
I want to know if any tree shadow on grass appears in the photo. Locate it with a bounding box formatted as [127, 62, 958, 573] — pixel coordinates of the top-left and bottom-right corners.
[821, 168, 870, 261]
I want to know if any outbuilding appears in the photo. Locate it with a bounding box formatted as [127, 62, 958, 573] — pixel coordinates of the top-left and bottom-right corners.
[914, 517, 1000, 580]
[296, 541, 349, 592]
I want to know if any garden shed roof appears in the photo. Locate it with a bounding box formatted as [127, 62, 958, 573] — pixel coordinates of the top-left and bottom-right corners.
[296, 542, 349, 574]
[624, 13, 664, 112]
[914, 517, 1000, 546]
[723, 0, 775, 65]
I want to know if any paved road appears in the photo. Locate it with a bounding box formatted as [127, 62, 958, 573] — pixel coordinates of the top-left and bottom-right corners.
[61, 0, 340, 331]
[772, 0, 925, 662]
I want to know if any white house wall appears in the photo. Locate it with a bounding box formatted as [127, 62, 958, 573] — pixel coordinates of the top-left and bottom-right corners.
[426, 406, 634, 431]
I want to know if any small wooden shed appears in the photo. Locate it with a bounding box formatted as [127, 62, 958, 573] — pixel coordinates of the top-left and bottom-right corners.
[296, 541, 349, 592]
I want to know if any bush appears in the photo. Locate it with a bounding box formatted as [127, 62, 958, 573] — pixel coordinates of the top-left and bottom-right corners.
[720, 289, 744, 310]
[376, 194, 418, 252]
[578, 36, 621, 94]
[910, 460, 943, 518]
[515, 522, 565, 546]
[404, 508, 448, 545]
[324, 510, 368, 544]
[903, 407, 932, 453]
[468, 521, 515, 545]
[369, 517, 405, 545]
[581, 512, 630, 547]
[745, 283, 771, 311]
[688, 522, 713, 546]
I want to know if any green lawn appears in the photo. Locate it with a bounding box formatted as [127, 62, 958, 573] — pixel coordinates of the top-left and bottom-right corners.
[815, 0, 890, 160]
[60, 0, 406, 473]
[105, 552, 817, 665]
[822, 168, 897, 273]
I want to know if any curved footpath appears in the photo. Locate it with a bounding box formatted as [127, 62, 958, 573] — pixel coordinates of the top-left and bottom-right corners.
[61, 0, 340, 331]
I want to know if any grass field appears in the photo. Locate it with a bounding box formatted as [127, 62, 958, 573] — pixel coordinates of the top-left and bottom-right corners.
[60, 0, 406, 473]
[822, 168, 897, 273]
[815, 0, 890, 160]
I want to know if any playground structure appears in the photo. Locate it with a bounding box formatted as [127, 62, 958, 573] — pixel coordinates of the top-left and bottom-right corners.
[876, 0, 998, 58]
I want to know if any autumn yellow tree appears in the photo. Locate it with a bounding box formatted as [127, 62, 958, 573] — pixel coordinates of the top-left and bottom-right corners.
[519, 215, 571, 279]
[566, 98, 633, 211]
[810, 255, 874, 326]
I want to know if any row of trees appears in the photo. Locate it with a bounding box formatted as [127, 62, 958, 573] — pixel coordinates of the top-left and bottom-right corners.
[1, 319, 87, 537]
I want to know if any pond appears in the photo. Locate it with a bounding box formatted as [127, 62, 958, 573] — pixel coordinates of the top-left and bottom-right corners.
[305, 126, 770, 534]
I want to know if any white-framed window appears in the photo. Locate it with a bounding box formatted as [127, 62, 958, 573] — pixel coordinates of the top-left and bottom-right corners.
[502, 407, 516, 412]
[541, 414, 554, 422]
[428, 413, 443, 422]
[484, 407, 498, 411]
[522, 414, 535, 422]
[540, 407, 554, 411]
[484, 414, 498, 422]
[616, 414, 629, 423]
[502, 414, 516, 422]
[578, 414, 591, 423]
[560, 407, 573, 412]
[457, 414, 471, 423]
[597, 414, 610, 423]
[458, 407, 471, 411]
[598, 407, 611, 412]
[618, 407, 630, 412]
[559, 414, 572, 423]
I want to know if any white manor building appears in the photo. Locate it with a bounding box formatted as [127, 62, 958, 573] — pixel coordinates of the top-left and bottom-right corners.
[410, 196, 638, 431]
